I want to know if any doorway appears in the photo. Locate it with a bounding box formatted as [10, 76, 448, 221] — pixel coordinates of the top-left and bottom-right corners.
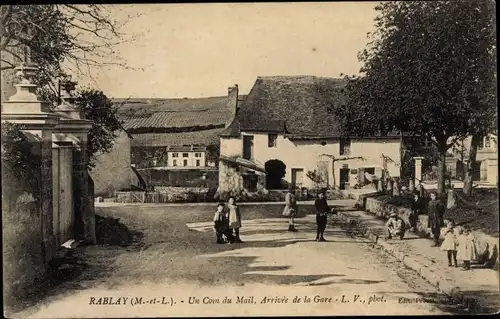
[291, 168, 304, 189]
[339, 166, 350, 190]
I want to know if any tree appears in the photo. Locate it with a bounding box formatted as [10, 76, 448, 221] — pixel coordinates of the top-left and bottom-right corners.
[306, 170, 326, 190]
[60, 80, 125, 170]
[333, 1, 496, 195]
[1, 5, 141, 98]
[1, 5, 138, 169]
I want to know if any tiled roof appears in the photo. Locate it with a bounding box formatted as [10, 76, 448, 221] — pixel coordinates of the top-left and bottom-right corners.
[130, 128, 225, 147]
[115, 96, 246, 131]
[223, 76, 347, 138]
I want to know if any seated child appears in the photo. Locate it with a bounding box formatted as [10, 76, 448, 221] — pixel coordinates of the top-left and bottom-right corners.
[386, 211, 406, 240]
[213, 203, 227, 244]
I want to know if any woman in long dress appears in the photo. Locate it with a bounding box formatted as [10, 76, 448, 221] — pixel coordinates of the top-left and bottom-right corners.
[283, 185, 298, 232]
[457, 225, 477, 270]
[227, 196, 243, 243]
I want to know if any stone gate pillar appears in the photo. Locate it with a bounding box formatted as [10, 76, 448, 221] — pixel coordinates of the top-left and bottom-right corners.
[53, 90, 95, 244]
[1, 62, 60, 265]
[413, 156, 424, 186]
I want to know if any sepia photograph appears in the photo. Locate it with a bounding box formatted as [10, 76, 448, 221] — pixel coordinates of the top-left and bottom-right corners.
[1, 1, 498, 317]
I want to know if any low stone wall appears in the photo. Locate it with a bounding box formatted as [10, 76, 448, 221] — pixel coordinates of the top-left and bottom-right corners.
[362, 197, 499, 269]
[115, 187, 215, 203]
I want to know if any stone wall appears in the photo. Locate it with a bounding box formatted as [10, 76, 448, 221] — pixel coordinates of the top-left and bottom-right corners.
[91, 131, 137, 197]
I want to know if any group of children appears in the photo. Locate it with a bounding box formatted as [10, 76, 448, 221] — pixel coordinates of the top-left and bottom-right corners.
[440, 220, 478, 270]
[213, 196, 243, 244]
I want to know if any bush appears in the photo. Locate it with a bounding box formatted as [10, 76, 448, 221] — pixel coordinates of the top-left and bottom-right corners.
[2, 123, 45, 306]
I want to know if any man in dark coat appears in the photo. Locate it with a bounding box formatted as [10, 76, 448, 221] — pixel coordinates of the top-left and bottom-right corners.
[410, 192, 424, 233]
[314, 191, 332, 241]
[427, 192, 445, 246]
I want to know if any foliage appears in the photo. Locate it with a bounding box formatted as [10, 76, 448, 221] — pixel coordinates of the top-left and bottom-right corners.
[1, 5, 141, 99]
[306, 170, 325, 189]
[1, 122, 41, 194]
[264, 159, 287, 190]
[1, 123, 45, 307]
[206, 144, 220, 166]
[331, 1, 496, 194]
[68, 85, 125, 170]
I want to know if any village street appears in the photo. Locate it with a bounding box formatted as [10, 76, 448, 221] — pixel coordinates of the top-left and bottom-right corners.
[10, 200, 472, 318]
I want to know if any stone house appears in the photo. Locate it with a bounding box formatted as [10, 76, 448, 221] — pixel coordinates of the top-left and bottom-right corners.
[218, 76, 403, 194]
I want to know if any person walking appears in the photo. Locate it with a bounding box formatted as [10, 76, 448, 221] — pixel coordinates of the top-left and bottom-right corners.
[427, 192, 445, 247]
[314, 191, 330, 241]
[227, 196, 243, 243]
[409, 192, 423, 233]
[283, 185, 298, 232]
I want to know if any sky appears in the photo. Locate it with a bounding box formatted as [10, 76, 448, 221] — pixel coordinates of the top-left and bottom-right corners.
[74, 2, 379, 99]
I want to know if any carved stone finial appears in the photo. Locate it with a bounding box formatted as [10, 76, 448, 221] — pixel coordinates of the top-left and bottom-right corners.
[8, 63, 39, 102]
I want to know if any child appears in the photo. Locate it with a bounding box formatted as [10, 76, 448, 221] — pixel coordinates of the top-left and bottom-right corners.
[213, 203, 227, 244]
[440, 219, 459, 267]
[409, 192, 423, 233]
[457, 224, 477, 270]
[386, 211, 406, 240]
[227, 196, 243, 243]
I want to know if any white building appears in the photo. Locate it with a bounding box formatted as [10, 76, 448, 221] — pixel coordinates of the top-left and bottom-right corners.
[218, 76, 403, 193]
[446, 133, 498, 185]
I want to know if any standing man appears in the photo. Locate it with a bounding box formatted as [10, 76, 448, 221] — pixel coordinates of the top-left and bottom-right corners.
[314, 191, 330, 241]
[283, 185, 298, 232]
[427, 192, 445, 246]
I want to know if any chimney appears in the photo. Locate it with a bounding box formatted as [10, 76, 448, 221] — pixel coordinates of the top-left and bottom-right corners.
[226, 84, 238, 128]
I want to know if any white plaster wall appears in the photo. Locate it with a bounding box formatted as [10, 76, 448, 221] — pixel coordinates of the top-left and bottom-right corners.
[220, 137, 243, 157]
[167, 151, 206, 167]
[221, 133, 401, 189]
[91, 131, 137, 196]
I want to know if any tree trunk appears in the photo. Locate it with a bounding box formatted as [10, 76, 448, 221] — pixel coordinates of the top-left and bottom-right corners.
[331, 160, 336, 190]
[437, 150, 447, 195]
[463, 134, 481, 196]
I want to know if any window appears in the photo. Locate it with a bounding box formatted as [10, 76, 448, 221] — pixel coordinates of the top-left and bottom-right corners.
[183, 159, 188, 166]
[196, 160, 201, 167]
[173, 160, 177, 166]
[182, 153, 189, 158]
[484, 136, 491, 148]
[243, 135, 254, 160]
[268, 133, 278, 148]
[420, 136, 432, 148]
[195, 152, 202, 158]
[172, 153, 179, 158]
[340, 138, 351, 156]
